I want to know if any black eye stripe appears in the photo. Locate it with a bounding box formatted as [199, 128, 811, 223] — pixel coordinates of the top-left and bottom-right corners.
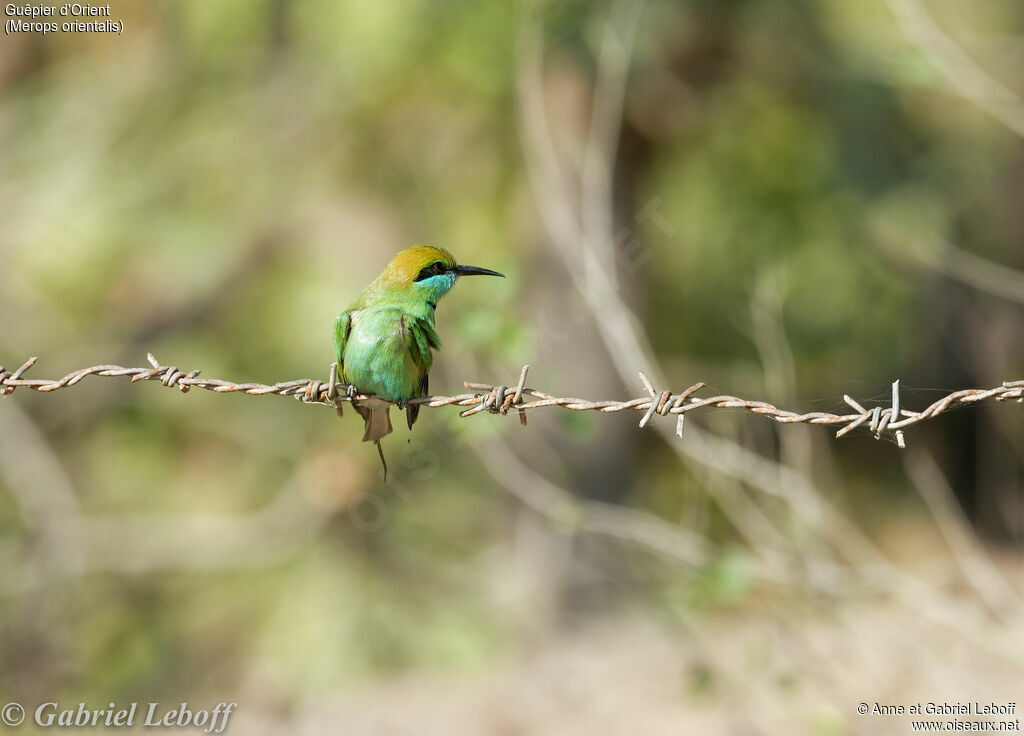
[415, 261, 449, 282]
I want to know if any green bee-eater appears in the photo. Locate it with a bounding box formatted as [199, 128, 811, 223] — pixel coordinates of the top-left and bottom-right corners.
[334, 245, 504, 475]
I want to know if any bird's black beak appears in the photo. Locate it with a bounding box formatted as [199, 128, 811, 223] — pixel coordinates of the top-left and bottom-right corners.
[453, 264, 505, 278]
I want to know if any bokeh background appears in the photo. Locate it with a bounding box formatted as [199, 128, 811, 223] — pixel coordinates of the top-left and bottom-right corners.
[1, 0, 1023, 733]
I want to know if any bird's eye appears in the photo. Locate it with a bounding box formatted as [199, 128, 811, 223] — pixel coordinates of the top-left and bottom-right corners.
[415, 261, 447, 282]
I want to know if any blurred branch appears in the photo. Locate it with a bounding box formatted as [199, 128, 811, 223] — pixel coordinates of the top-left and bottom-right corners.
[1, 353, 1020, 448]
[57, 472, 327, 575]
[750, 268, 815, 475]
[515, 0, 863, 587]
[904, 449, 1022, 617]
[474, 436, 854, 593]
[581, 0, 644, 283]
[885, 237, 1024, 307]
[0, 400, 84, 589]
[476, 438, 710, 572]
[0, 458, 331, 598]
[887, 0, 1024, 138]
[515, 4, 1024, 662]
[513, 4, 1019, 517]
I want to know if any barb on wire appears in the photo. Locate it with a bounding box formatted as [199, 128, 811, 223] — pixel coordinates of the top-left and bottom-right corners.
[0, 354, 1021, 447]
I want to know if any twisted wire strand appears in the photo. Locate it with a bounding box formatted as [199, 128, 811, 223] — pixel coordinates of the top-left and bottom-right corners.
[1, 354, 1021, 447]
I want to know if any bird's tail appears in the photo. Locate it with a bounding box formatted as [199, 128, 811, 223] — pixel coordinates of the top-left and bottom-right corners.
[354, 403, 393, 442]
[353, 402, 392, 479]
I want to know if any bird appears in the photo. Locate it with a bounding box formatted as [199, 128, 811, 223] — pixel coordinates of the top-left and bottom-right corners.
[334, 245, 504, 477]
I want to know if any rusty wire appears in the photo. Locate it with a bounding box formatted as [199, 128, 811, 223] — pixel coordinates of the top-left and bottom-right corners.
[0, 353, 1021, 447]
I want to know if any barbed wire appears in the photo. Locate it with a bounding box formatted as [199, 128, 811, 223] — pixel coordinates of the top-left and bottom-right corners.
[1, 353, 1021, 447]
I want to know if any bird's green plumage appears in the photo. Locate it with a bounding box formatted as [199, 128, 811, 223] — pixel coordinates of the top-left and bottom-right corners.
[334, 246, 502, 456]
[337, 308, 436, 404]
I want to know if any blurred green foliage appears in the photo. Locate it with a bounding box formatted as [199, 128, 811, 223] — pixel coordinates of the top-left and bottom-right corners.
[0, 0, 1022, 726]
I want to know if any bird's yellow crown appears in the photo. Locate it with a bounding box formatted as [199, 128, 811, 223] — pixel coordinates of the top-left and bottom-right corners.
[380, 245, 457, 286]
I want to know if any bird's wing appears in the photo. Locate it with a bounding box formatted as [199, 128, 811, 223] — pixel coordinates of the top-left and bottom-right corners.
[406, 371, 427, 430]
[334, 309, 353, 381]
[405, 316, 437, 430]
[422, 321, 441, 350]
